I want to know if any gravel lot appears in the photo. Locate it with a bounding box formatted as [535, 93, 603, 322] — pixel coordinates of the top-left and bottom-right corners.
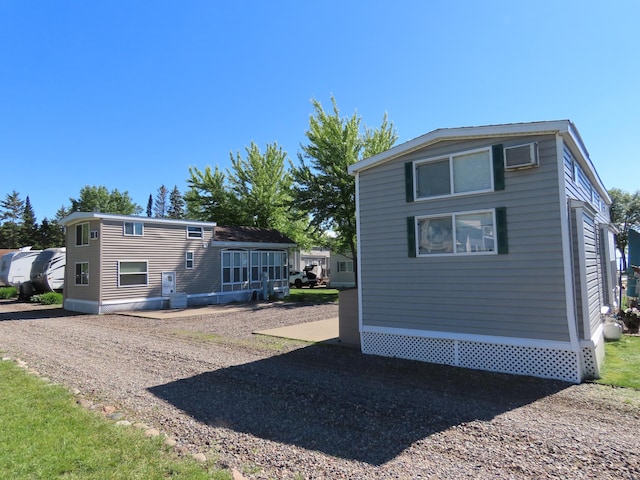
[1, 299, 639, 479]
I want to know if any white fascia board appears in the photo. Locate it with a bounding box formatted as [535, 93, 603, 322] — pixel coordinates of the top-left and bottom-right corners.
[348, 120, 571, 175]
[60, 212, 217, 228]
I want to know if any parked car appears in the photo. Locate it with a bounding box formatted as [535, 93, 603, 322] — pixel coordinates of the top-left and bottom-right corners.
[289, 264, 326, 288]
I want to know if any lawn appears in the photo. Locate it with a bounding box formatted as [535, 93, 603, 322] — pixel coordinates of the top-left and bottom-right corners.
[595, 335, 640, 390]
[0, 360, 230, 480]
[285, 287, 340, 303]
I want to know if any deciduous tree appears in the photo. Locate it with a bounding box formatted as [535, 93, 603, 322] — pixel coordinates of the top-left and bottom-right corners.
[609, 188, 640, 271]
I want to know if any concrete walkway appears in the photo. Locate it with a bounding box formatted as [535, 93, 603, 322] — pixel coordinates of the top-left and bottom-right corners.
[254, 317, 339, 343]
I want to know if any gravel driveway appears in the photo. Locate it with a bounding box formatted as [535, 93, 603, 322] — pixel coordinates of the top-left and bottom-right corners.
[1, 299, 639, 479]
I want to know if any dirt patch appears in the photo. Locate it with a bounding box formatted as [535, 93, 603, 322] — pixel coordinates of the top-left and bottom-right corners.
[1, 300, 639, 479]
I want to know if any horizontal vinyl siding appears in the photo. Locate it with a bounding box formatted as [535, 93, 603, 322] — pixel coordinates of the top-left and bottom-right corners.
[358, 135, 571, 342]
[100, 220, 217, 301]
[64, 220, 101, 302]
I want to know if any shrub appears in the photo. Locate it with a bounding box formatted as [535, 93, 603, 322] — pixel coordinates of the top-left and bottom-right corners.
[622, 307, 640, 333]
[0, 286, 18, 299]
[31, 292, 63, 305]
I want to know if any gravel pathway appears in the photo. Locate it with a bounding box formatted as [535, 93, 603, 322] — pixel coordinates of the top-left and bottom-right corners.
[1, 300, 639, 479]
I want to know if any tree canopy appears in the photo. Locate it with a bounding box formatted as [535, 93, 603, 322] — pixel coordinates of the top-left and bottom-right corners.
[609, 188, 640, 271]
[68, 185, 142, 215]
[291, 96, 397, 279]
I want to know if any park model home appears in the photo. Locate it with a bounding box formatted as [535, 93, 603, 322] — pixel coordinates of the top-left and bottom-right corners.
[348, 121, 617, 383]
[60, 212, 294, 314]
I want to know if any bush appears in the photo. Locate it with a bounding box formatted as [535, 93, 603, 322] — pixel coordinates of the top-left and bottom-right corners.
[622, 307, 640, 333]
[0, 286, 18, 299]
[31, 292, 63, 305]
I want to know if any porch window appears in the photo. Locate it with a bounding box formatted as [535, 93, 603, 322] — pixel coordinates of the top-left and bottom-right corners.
[118, 261, 148, 286]
[250, 250, 287, 282]
[222, 250, 248, 286]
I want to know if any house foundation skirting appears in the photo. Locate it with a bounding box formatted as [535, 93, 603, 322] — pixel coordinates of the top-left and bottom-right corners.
[361, 330, 592, 383]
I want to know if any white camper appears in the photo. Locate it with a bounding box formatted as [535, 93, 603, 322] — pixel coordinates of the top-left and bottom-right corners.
[0, 247, 42, 288]
[30, 247, 66, 293]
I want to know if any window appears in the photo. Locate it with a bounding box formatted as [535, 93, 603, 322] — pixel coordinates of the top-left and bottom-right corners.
[124, 221, 143, 236]
[75, 223, 89, 246]
[222, 250, 248, 286]
[250, 251, 287, 282]
[414, 148, 492, 199]
[337, 261, 354, 273]
[416, 210, 497, 256]
[75, 262, 89, 285]
[187, 226, 203, 239]
[185, 251, 194, 269]
[118, 261, 148, 286]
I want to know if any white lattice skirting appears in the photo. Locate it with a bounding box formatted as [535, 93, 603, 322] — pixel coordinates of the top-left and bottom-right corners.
[361, 330, 592, 383]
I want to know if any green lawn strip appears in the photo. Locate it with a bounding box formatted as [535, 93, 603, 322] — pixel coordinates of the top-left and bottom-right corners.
[0, 360, 230, 480]
[595, 336, 640, 390]
[285, 288, 339, 303]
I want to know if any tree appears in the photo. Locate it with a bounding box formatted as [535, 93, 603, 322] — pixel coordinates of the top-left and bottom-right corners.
[291, 97, 397, 282]
[185, 165, 240, 224]
[0, 190, 25, 248]
[38, 218, 65, 248]
[609, 188, 640, 271]
[168, 186, 185, 219]
[154, 185, 168, 218]
[21, 196, 39, 247]
[68, 185, 142, 215]
[146, 194, 153, 217]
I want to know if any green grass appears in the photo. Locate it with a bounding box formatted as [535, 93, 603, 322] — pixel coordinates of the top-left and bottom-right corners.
[285, 287, 339, 303]
[0, 286, 18, 299]
[31, 291, 63, 304]
[596, 335, 640, 390]
[0, 360, 230, 480]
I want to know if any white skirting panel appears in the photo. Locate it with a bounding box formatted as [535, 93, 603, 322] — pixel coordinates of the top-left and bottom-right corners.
[361, 330, 590, 383]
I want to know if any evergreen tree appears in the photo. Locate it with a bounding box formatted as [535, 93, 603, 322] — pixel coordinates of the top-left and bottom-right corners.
[0, 190, 25, 248]
[168, 186, 185, 219]
[21, 196, 39, 247]
[146, 194, 153, 217]
[154, 185, 168, 218]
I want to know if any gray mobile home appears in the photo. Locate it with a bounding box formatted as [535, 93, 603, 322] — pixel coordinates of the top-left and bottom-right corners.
[60, 213, 294, 314]
[348, 121, 616, 383]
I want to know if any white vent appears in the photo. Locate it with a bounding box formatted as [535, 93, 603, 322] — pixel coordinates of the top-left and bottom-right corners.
[90, 230, 99, 240]
[504, 143, 538, 170]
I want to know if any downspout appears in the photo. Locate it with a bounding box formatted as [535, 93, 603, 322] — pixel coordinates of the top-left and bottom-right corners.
[556, 134, 584, 380]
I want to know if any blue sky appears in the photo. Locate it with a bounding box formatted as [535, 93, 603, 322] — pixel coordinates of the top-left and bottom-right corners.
[1, 1, 638, 222]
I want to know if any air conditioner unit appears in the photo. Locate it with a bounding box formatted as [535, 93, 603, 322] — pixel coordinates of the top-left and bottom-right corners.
[90, 230, 99, 240]
[504, 143, 538, 170]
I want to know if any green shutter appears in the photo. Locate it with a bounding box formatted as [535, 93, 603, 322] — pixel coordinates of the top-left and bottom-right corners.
[405, 162, 414, 202]
[407, 216, 416, 257]
[492, 144, 505, 191]
[496, 207, 508, 254]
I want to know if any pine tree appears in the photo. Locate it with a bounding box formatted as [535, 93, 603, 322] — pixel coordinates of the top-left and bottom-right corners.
[21, 196, 39, 247]
[168, 186, 185, 219]
[146, 194, 153, 217]
[154, 185, 168, 218]
[0, 190, 25, 248]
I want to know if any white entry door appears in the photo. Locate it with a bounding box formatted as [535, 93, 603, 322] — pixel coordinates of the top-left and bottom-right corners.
[161, 271, 176, 296]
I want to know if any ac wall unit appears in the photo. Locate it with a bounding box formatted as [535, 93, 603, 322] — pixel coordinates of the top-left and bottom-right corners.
[90, 230, 99, 240]
[504, 143, 538, 170]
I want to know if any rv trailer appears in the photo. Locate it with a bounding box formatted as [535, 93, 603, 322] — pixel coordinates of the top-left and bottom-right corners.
[0, 247, 42, 288]
[30, 247, 66, 293]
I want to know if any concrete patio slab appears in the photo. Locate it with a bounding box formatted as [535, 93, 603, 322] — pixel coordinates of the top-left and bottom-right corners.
[254, 317, 339, 343]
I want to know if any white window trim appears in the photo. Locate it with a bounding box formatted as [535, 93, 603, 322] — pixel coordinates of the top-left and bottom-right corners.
[75, 262, 89, 286]
[117, 260, 149, 287]
[186, 226, 204, 239]
[413, 146, 494, 201]
[415, 209, 497, 257]
[250, 250, 287, 282]
[221, 250, 248, 287]
[123, 221, 144, 236]
[76, 223, 90, 246]
[185, 251, 194, 269]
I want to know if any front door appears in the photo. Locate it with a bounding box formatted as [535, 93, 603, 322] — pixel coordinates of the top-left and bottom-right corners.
[161, 271, 176, 296]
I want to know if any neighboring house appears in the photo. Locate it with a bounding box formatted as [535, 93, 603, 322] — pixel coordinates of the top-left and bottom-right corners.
[348, 120, 617, 383]
[60, 212, 295, 314]
[329, 252, 356, 288]
[291, 247, 330, 274]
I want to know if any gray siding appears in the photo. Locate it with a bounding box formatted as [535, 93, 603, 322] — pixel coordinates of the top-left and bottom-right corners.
[358, 134, 572, 342]
[99, 219, 216, 301]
